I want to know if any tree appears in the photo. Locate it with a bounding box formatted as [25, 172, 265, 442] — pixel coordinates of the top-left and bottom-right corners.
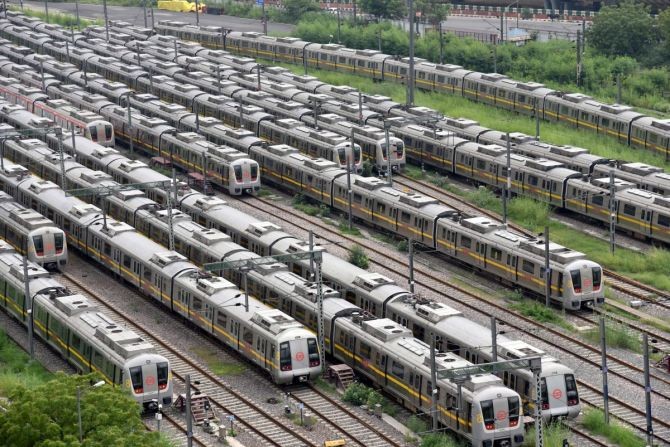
[0, 372, 170, 447]
[659, 8, 670, 57]
[587, 0, 656, 59]
[359, 0, 406, 19]
[282, 0, 320, 21]
[415, 0, 450, 26]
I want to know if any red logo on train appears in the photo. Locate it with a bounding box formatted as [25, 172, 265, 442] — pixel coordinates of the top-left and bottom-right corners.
[552, 389, 563, 400]
[295, 352, 305, 362]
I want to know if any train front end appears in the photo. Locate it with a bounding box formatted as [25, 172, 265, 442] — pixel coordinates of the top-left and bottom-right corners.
[335, 142, 362, 173]
[472, 387, 525, 447]
[561, 260, 604, 310]
[229, 158, 260, 195]
[27, 226, 67, 270]
[379, 136, 406, 173]
[540, 364, 581, 420]
[123, 353, 173, 410]
[86, 119, 115, 147]
[276, 329, 321, 385]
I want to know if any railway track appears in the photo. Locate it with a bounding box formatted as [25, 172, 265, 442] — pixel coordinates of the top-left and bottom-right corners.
[290, 385, 403, 447]
[242, 194, 670, 444]
[142, 411, 211, 447]
[394, 174, 670, 313]
[57, 267, 407, 447]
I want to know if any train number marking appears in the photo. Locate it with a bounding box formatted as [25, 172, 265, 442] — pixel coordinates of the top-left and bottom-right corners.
[295, 352, 305, 361]
[552, 389, 563, 400]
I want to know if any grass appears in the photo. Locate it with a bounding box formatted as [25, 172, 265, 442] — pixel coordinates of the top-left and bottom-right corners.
[640, 318, 670, 333]
[0, 329, 52, 396]
[509, 298, 573, 330]
[292, 194, 330, 217]
[420, 434, 465, 447]
[271, 61, 670, 171]
[313, 376, 337, 394]
[582, 408, 646, 447]
[13, 6, 104, 29]
[256, 187, 273, 198]
[582, 322, 642, 353]
[194, 347, 246, 376]
[523, 422, 572, 447]
[338, 221, 362, 236]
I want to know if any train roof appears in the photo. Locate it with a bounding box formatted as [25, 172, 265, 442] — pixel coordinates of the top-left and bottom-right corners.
[0, 191, 54, 231]
[616, 188, 670, 210]
[42, 293, 157, 361]
[548, 93, 644, 121]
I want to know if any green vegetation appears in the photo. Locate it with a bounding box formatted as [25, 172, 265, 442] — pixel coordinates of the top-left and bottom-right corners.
[338, 221, 362, 236]
[582, 322, 642, 353]
[582, 408, 646, 447]
[13, 6, 104, 28]
[293, 8, 670, 113]
[348, 244, 369, 269]
[509, 298, 572, 330]
[406, 415, 428, 434]
[523, 422, 571, 447]
[313, 376, 337, 394]
[640, 318, 670, 333]
[0, 329, 52, 395]
[256, 187, 273, 197]
[274, 62, 670, 170]
[195, 347, 246, 376]
[293, 194, 330, 217]
[342, 382, 397, 415]
[0, 372, 173, 447]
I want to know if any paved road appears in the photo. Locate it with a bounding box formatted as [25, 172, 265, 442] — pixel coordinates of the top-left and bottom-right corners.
[17, 1, 584, 41]
[19, 1, 295, 34]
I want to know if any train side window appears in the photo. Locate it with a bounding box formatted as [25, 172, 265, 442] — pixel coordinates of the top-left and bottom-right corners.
[360, 342, 371, 359]
[391, 361, 404, 379]
[522, 260, 534, 274]
[476, 159, 486, 170]
[353, 193, 362, 204]
[658, 214, 670, 227]
[400, 212, 411, 223]
[377, 203, 386, 214]
[461, 236, 471, 249]
[592, 196, 604, 206]
[243, 328, 253, 345]
[123, 255, 131, 268]
[143, 266, 151, 280]
[193, 297, 203, 311]
[490, 247, 502, 261]
[217, 312, 227, 328]
[528, 176, 538, 186]
[623, 204, 636, 216]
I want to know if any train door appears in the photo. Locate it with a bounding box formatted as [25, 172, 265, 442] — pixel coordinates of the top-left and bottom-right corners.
[474, 241, 487, 269]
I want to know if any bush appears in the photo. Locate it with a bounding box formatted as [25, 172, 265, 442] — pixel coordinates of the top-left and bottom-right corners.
[406, 415, 428, 434]
[582, 409, 646, 447]
[348, 245, 369, 269]
[342, 382, 383, 408]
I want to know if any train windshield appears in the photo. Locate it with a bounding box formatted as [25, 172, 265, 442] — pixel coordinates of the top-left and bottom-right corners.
[395, 141, 404, 158]
[54, 233, 64, 253]
[105, 124, 112, 140]
[157, 362, 169, 390]
[280, 341, 291, 371]
[592, 267, 602, 290]
[570, 270, 582, 293]
[307, 338, 319, 367]
[480, 399, 495, 430]
[354, 146, 361, 164]
[250, 164, 258, 181]
[32, 235, 44, 256]
[337, 147, 346, 166]
[234, 165, 243, 183]
[89, 126, 98, 142]
[381, 144, 388, 161]
[540, 378, 549, 409]
[129, 366, 143, 393]
[565, 374, 579, 406]
[508, 397, 519, 427]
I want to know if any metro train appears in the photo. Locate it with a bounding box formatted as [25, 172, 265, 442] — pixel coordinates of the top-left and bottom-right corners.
[0, 79, 261, 195]
[0, 158, 525, 446]
[1, 114, 579, 423]
[0, 190, 66, 269]
[0, 240, 170, 408]
[2, 30, 666, 246]
[142, 23, 670, 158]
[0, 78, 114, 146]
[0, 28, 365, 173]
[0, 160, 322, 385]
